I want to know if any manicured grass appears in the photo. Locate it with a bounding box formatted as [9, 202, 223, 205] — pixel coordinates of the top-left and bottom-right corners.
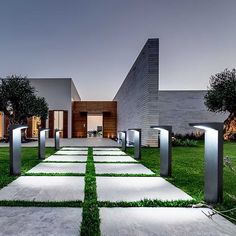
[0, 147, 55, 189]
[126, 141, 236, 222]
[80, 147, 100, 236]
[99, 199, 197, 207]
[96, 173, 158, 177]
[24, 173, 85, 176]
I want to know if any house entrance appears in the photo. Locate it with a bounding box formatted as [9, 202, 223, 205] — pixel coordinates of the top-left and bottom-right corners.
[72, 101, 117, 139]
[87, 114, 103, 137]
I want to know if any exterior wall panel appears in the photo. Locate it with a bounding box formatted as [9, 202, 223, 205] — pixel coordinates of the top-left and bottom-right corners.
[114, 39, 159, 146]
[157, 91, 228, 134]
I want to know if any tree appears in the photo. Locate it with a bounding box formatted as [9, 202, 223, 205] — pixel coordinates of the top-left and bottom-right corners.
[0, 75, 48, 129]
[204, 68, 236, 139]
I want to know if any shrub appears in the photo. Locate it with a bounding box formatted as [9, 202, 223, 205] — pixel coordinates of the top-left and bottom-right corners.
[172, 138, 198, 147]
[173, 132, 204, 140]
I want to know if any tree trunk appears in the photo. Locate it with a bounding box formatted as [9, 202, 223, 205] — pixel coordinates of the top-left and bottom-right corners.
[224, 112, 236, 140]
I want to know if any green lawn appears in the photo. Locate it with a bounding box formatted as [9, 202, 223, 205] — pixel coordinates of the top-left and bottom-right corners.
[126, 141, 236, 222]
[0, 147, 55, 189]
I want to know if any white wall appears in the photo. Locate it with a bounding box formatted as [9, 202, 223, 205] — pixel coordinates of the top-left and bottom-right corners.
[30, 78, 80, 138]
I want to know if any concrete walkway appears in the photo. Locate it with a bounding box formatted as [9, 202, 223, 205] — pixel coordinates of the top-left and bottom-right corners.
[0, 146, 235, 235]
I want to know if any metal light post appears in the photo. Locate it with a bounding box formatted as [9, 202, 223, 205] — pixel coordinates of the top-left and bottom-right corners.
[189, 122, 223, 203]
[54, 129, 62, 150]
[128, 129, 141, 160]
[151, 126, 172, 177]
[38, 128, 50, 160]
[9, 124, 28, 176]
[118, 131, 127, 152]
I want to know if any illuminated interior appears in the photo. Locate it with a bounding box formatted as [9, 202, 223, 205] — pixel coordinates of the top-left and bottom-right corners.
[87, 114, 103, 137]
[31, 116, 41, 138]
[54, 111, 64, 137]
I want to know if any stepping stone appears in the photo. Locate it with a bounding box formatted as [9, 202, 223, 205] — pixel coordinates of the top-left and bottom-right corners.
[97, 177, 192, 202]
[55, 150, 88, 155]
[0, 207, 82, 236]
[61, 147, 88, 151]
[0, 176, 84, 201]
[93, 151, 127, 156]
[93, 148, 121, 151]
[44, 155, 87, 162]
[95, 163, 153, 174]
[100, 207, 236, 236]
[27, 163, 86, 174]
[94, 156, 137, 163]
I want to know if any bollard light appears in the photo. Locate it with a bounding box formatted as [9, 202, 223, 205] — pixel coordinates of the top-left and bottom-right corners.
[118, 131, 127, 152]
[9, 124, 28, 176]
[54, 129, 62, 150]
[151, 126, 172, 177]
[128, 129, 141, 160]
[38, 128, 50, 160]
[189, 122, 223, 203]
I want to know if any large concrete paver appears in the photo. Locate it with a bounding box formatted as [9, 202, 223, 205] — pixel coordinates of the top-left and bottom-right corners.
[93, 148, 121, 151]
[61, 147, 88, 151]
[55, 150, 88, 155]
[97, 177, 192, 202]
[27, 163, 86, 174]
[93, 151, 127, 156]
[95, 163, 153, 174]
[100, 207, 236, 236]
[0, 176, 84, 201]
[94, 156, 137, 163]
[0, 207, 82, 236]
[44, 155, 87, 162]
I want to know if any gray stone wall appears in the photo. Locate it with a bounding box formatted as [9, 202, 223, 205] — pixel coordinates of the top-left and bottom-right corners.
[157, 90, 228, 135]
[113, 39, 159, 146]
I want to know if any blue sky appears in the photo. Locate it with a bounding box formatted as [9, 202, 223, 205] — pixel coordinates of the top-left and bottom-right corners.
[0, 0, 236, 100]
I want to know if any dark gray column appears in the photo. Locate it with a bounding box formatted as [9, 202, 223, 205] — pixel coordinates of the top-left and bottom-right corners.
[9, 125, 28, 176]
[118, 131, 127, 152]
[38, 128, 50, 160]
[54, 129, 62, 150]
[128, 129, 141, 160]
[151, 126, 172, 177]
[189, 122, 223, 204]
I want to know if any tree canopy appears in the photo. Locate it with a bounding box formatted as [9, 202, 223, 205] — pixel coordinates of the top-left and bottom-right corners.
[204, 68, 236, 114]
[0, 75, 48, 125]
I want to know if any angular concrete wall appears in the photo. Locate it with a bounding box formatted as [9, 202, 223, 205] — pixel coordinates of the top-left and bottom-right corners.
[113, 39, 159, 146]
[158, 90, 228, 135]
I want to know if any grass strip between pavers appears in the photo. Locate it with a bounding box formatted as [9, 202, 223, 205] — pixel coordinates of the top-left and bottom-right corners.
[98, 199, 198, 207]
[0, 200, 83, 207]
[80, 147, 100, 236]
[44, 161, 87, 163]
[96, 173, 159, 177]
[24, 173, 85, 176]
[93, 161, 138, 164]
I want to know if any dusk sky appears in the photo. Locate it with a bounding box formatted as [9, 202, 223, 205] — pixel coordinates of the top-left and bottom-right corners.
[0, 0, 236, 100]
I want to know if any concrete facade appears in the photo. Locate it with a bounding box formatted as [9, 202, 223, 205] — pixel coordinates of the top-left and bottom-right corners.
[157, 90, 228, 135]
[1, 38, 228, 144]
[114, 39, 159, 146]
[113, 39, 228, 146]
[30, 78, 81, 138]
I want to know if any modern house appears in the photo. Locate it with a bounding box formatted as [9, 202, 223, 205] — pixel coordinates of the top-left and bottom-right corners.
[0, 38, 228, 146]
